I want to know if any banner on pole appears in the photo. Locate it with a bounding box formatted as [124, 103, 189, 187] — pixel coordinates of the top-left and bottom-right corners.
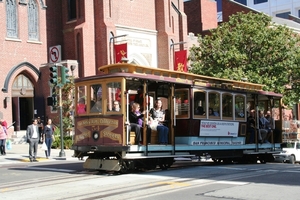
[174, 50, 187, 72]
[114, 43, 127, 63]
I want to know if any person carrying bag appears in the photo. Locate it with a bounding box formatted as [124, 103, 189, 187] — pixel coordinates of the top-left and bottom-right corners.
[148, 99, 169, 144]
[0, 123, 8, 155]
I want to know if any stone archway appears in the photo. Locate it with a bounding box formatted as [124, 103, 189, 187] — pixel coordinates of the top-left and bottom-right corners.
[12, 74, 35, 130]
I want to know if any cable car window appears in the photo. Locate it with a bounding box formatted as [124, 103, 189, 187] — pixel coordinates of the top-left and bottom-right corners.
[76, 85, 86, 115]
[175, 89, 189, 118]
[194, 90, 206, 118]
[208, 92, 220, 118]
[107, 82, 121, 112]
[235, 95, 245, 118]
[90, 84, 102, 113]
[222, 93, 233, 119]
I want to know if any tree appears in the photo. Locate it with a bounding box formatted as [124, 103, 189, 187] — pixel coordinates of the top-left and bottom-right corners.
[51, 76, 75, 136]
[189, 12, 300, 107]
[61, 77, 75, 134]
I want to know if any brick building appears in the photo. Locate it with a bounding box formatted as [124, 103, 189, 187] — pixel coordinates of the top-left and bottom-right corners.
[4, 0, 297, 133]
[184, 0, 218, 36]
[0, 0, 48, 133]
[0, 0, 189, 132]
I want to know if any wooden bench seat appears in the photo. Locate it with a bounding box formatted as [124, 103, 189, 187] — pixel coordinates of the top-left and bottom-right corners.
[129, 130, 158, 145]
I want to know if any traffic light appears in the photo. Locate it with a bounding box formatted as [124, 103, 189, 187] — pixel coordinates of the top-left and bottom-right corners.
[49, 65, 58, 84]
[47, 94, 57, 106]
[61, 66, 70, 85]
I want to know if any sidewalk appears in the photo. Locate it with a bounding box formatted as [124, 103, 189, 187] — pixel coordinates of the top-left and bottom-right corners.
[0, 143, 79, 165]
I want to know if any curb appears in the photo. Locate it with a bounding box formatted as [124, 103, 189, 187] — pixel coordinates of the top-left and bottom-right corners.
[0, 156, 81, 165]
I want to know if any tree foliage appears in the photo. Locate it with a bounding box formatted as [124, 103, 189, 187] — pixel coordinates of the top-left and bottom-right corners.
[61, 78, 75, 133]
[51, 76, 75, 136]
[189, 12, 300, 107]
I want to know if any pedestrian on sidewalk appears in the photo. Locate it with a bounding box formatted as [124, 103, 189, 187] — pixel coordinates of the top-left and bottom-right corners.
[0, 118, 8, 130]
[26, 118, 40, 162]
[43, 119, 54, 159]
[0, 123, 7, 155]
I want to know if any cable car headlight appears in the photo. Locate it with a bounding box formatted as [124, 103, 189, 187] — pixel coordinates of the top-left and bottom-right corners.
[92, 131, 100, 141]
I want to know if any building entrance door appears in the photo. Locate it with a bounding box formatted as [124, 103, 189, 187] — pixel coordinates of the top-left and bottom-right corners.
[11, 75, 34, 131]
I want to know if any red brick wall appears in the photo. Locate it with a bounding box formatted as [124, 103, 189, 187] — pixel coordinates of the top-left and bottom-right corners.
[0, 0, 189, 131]
[184, 0, 202, 34]
[60, 0, 186, 72]
[94, 0, 158, 69]
[0, 1, 48, 132]
[156, 0, 187, 70]
[201, 0, 218, 30]
[107, 0, 156, 29]
[222, 0, 258, 23]
[184, 0, 217, 35]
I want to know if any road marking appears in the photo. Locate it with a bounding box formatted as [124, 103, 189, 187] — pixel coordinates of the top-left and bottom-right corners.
[217, 180, 249, 185]
[29, 167, 75, 173]
[283, 170, 300, 173]
[153, 181, 190, 188]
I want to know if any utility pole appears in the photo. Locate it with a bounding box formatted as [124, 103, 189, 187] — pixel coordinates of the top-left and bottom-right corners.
[58, 84, 65, 157]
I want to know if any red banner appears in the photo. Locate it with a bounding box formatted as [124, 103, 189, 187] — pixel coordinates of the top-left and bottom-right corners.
[114, 43, 127, 63]
[174, 50, 187, 72]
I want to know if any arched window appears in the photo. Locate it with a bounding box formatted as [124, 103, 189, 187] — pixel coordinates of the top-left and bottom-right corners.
[6, 0, 18, 38]
[28, 0, 39, 40]
[12, 74, 34, 97]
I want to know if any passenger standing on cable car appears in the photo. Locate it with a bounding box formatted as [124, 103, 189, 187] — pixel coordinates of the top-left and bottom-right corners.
[259, 110, 269, 143]
[149, 99, 169, 144]
[247, 110, 256, 143]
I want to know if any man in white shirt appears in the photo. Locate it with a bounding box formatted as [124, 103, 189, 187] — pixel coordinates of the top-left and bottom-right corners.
[26, 118, 40, 162]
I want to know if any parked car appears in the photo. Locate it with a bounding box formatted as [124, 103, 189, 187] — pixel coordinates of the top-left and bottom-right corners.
[273, 141, 300, 164]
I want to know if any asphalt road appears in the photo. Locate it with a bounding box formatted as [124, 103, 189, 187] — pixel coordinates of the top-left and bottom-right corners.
[1, 158, 300, 200]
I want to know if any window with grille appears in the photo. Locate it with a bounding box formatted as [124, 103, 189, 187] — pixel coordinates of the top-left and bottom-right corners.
[28, 0, 39, 40]
[6, 0, 18, 38]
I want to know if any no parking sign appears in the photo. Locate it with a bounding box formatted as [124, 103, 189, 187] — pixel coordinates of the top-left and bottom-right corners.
[49, 45, 61, 63]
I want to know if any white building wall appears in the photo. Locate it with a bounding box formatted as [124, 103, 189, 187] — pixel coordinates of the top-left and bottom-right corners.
[116, 25, 158, 68]
[245, 0, 300, 17]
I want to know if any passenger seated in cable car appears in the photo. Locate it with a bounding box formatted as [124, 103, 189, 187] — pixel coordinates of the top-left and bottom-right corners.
[110, 100, 121, 111]
[195, 106, 204, 115]
[129, 103, 144, 145]
[208, 108, 217, 116]
[148, 99, 169, 145]
[77, 97, 86, 114]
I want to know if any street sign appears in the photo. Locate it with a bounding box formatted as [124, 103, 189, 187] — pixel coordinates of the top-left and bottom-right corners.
[49, 45, 61, 63]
